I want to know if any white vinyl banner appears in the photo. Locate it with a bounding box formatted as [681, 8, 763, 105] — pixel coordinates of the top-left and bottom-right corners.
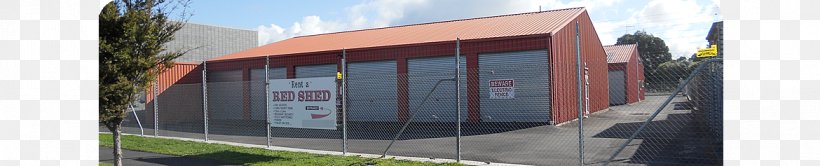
[489, 79, 515, 99]
[268, 77, 337, 130]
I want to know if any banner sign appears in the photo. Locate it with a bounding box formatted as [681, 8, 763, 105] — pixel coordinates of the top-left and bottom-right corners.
[268, 77, 337, 130]
[489, 79, 515, 99]
[696, 44, 718, 58]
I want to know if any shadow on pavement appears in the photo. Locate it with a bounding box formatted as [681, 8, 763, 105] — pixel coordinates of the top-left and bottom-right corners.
[592, 103, 721, 165]
[186, 151, 282, 165]
[99, 147, 241, 166]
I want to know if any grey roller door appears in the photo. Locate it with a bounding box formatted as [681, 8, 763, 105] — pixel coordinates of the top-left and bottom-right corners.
[207, 70, 243, 120]
[347, 60, 398, 122]
[250, 68, 286, 120]
[296, 64, 337, 78]
[479, 50, 550, 122]
[609, 70, 626, 105]
[408, 56, 467, 122]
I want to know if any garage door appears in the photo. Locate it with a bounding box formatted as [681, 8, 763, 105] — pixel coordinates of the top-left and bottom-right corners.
[250, 68, 286, 120]
[207, 70, 243, 120]
[296, 64, 337, 78]
[408, 56, 467, 122]
[479, 50, 550, 122]
[609, 70, 626, 105]
[347, 60, 398, 122]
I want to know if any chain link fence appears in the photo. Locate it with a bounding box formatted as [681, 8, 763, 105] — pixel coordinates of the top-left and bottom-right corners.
[106, 41, 723, 165]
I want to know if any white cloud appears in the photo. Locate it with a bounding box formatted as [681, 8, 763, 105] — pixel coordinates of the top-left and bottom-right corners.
[625, 0, 718, 57]
[255, 0, 716, 58]
[257, 16, 347, 45]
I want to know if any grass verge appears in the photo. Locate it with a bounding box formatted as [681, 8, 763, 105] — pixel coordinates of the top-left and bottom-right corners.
[99, 133, 463, 166]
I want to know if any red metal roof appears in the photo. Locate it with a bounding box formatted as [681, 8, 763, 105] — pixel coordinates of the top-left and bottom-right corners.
[604, 44, 637, 63]
[209, 7, 587, 61]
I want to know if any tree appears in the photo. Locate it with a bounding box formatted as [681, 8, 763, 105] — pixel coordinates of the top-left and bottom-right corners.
[99, 0, 190, 165]
[616, 31, 673, 91]
[654, 59, 693, 91]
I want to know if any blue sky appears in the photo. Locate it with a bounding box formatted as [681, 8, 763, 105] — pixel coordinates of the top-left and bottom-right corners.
[183, 0, 720, 58]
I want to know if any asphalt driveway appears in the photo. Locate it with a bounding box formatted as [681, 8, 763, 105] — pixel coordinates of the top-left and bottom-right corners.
[106, 95, 721, 165]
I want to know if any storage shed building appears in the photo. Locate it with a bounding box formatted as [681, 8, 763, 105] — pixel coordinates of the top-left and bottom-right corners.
[604, 44, 645, 105]
[153, 7, 609, 125]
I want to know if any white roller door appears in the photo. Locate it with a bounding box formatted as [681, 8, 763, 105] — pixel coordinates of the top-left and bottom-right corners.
[407, 56, 467, 122]
[347, 60, 398, 122]
[479, 50, 550, 122]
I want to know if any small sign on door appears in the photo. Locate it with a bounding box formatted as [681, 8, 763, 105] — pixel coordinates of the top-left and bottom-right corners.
[489, 79, 515, 99]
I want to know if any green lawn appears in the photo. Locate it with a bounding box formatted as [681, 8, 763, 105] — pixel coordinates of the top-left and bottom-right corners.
[99, 134, 463, 166]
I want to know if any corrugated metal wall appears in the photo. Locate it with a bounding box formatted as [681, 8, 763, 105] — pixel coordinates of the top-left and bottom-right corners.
[347, 60, 398, 122]
[407, 56, 467, 122]
[145, 63, 202, 126]
[548, 10, 609, 124]
[625, 49, 641, 103]
[146, 63, 202, 101]
[478, 50, 550, 122]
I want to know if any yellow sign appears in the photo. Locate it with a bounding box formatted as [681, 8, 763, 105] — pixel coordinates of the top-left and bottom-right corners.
[696, 45, 718, 58]
[336, 72, 342, 79]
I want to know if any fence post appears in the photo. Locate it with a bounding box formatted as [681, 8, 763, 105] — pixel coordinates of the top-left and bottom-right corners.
[153, 79, 159, 137]
[574, 21, 584, 166]
[202, 61, 209, 141]
[265, 56, 271, 148]
[342, 49, 348, 155]
[455, 38, 462, 162]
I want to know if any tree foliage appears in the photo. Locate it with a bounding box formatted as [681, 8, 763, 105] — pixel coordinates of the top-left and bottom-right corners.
[616, 31, 674, 91]
[99, 0, 190, 165]
[652, 58, 695, 91]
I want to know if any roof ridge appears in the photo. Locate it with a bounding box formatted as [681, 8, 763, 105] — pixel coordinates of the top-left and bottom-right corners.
[603, 43, 637, 47]
[292, 7, 586, 39]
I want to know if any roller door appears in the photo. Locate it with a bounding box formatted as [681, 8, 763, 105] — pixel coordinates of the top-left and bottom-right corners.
[347, 60, 398, 122]
[479, 50, 550, 122]
[407, 56, 467, 122]
[608, 70, 626, 105]
[207, 70, 243, 120]
[250, 68, 286, 120]
[296, 64, 337, 78]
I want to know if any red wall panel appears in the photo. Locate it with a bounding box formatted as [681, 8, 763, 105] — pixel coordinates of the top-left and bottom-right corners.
[549, 11, 609, 125]
[626, 49, 639, 103]
[146, 63, 202, 103]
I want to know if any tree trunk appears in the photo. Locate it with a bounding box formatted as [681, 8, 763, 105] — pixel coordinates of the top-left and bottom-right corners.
[106, 120, 124, 166]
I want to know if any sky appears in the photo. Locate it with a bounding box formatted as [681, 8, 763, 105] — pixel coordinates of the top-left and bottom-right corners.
[181, 0, 721, 58]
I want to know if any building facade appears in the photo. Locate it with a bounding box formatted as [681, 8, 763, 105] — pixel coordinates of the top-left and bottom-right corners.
[604, 44, 645, 105]
[165, 23, 257, 62]
[151, 7, 610, 125]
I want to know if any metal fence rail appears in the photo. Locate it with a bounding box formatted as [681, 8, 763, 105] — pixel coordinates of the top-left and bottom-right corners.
[106, 37, 724, 165]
